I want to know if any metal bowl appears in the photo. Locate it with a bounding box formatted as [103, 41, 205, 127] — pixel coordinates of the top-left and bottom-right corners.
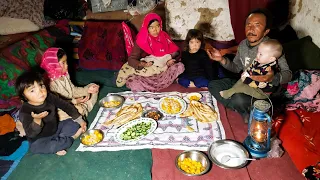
[99, 94, 125, 109]
[175, 150, 210, 176]
[142, 109, 164, 121]
[207, 139, 249, 169]
[80, 129, 104, 146]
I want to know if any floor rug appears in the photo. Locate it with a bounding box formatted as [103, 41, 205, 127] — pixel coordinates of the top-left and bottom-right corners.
[7, 70, 152, 180]
[0, 141, 29, 180]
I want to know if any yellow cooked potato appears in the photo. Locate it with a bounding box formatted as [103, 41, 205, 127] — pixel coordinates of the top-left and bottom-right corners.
[82, 131, 103, 146]
[189, 95, 200, 101]
[178, 158, 205, 175]
[161, 98, 182, 114]
[104, 100, 121, 108]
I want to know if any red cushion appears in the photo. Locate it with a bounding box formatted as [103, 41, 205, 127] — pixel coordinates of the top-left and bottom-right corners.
[279, 109, 320, 172]
[78, 21, 136, 70]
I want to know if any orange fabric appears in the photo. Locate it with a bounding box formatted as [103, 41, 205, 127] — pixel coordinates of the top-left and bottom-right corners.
[279, 109, 320, 172]
[0, 114, 16, 135]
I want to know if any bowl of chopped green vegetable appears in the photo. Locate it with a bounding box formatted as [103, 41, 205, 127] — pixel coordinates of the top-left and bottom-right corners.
[114, 118, 157, 144]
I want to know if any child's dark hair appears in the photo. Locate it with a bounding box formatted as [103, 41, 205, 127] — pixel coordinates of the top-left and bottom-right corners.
[15, 71, 46, 101]
[185, 29, 205, 51]
[148, 19, 159, 27]
[57, 48, 66, 60]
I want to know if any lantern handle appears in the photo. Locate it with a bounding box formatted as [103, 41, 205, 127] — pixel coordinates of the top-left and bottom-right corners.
[250, 93, 273, 118]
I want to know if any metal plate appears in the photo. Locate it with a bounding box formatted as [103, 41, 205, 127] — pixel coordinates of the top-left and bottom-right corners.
[175, 150, 210, 176]
[99, 94, 125, 109]
[207, 139, 250, 169]
[80, 129, 104, 146]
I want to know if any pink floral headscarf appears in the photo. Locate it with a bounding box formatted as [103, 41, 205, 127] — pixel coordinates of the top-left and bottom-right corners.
[136, 13, 179, 57]
[40, 48, 68, 80]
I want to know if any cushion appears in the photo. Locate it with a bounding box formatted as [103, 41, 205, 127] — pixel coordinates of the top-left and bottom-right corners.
[283, 36, 320, 72]
[279, 109, 320, 172]
[0, 30, 56, 111]
[0, 17, 39, 35]
[1, 0, 55, 30]
[78, 21, 136, 70]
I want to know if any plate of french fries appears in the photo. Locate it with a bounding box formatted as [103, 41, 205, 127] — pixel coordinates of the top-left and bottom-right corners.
[158, 96, 187, 115]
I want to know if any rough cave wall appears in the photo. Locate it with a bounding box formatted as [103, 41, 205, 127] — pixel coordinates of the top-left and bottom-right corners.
[165, 0, 234, 41]
[289, 0, 320, 46]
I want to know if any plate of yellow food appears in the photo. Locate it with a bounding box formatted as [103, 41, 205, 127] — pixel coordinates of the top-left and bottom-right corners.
[158, 96, 187, 115]
[80, 129, 104, 146]
[99, 94, 125, 109]
[186, 92, 202, 102]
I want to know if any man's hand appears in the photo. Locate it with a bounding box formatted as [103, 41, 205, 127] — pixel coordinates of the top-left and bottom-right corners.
[79, 121, 87, 132]
[250, 71, 274, 82]
[75, 96, 90, 104]
[206, 48, 226, 64]
[88, 84, 99, 94]
[166, 59, 175, 67]
[31, 111, 48, 125]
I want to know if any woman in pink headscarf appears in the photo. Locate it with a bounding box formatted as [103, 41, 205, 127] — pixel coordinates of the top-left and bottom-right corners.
[40, 48, 99, 120]
[116, 13, 184, 92]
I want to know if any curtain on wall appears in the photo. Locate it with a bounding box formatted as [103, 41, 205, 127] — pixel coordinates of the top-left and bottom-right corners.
[228, 0, 290, 45]
[228, 0, 270, 44]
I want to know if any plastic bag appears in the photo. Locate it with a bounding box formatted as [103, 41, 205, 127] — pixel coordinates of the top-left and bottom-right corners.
[267, 137, 284, 158]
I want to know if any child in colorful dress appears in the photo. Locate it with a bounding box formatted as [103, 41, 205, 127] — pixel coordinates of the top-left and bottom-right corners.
[40, 48, 99, 120]
[16, 71, 86, 155]
[220, 39, 282, 99]
[178, 29, 218, 88]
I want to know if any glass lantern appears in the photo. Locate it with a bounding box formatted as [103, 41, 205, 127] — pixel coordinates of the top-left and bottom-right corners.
[244, 100, 272, 158]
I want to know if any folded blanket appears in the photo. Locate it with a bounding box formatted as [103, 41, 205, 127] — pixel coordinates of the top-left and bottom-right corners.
[116, 55, 171, 87]
[285, 70, 320, 112]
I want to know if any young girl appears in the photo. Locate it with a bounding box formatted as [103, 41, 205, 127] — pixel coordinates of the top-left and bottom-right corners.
[116, 13, 184, 92]
[178, 29, 218, 88]
[40, 48, 99, 120]
[15, 71, 86, 155]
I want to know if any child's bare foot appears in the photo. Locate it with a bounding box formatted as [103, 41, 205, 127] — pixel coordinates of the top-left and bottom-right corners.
[72, 128, 83, 139]
[56, 150, 67, 156]
[188, 81, 196, 88]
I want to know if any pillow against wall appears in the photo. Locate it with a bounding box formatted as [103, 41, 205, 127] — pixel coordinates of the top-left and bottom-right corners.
[283, 36, 320, 72]
[0, 17, 40, 35]
[1, 30, 56, 70]
[2, 0, 55, 30]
